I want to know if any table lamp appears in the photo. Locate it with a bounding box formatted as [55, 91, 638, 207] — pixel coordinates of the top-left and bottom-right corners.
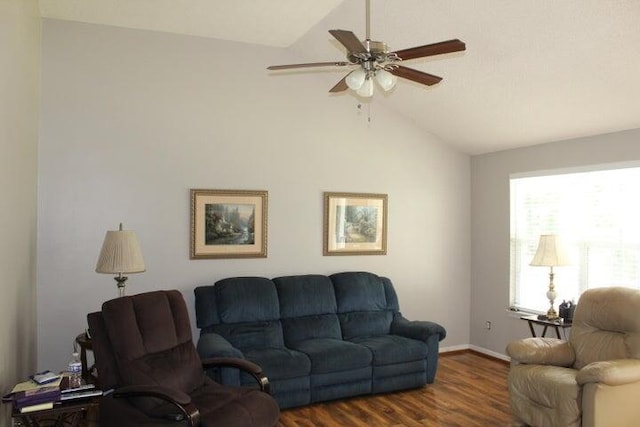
[95, 223, 145, 297]
[530, 234, 571, 320]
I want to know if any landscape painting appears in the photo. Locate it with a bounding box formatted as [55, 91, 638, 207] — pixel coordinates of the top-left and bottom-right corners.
[205, 203, 255, 245]
[191, 189, 267, 259]
[323, 192, 387, 256]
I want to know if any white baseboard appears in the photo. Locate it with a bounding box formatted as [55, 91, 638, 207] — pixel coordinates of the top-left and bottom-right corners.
[440, 344, 510, 362]
[439, 344, 469, 353]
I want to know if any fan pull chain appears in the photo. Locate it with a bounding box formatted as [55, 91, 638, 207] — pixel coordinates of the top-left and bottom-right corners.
[357, 103, 372, 123]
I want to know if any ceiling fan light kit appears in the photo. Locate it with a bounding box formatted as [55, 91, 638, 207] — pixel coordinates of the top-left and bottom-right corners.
[267, 0, 466, 98]
[346, 68, 367, 90]
[375, 69, 397, 92]
[356, 75, 374, 97]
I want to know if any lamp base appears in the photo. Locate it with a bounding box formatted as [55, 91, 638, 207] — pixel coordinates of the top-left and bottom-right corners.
[545, 268, 559, 320]
[114, 275, 128, 298]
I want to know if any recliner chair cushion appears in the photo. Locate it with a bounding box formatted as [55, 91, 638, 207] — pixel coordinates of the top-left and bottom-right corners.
[92, 290, 281, 426]
[571, 286, 640, 369]
[508, 364, 581, 427]
[101, 291, 206, 415]
[191, 377, 281, 426]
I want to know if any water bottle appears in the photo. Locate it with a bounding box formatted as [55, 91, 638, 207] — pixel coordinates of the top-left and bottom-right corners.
[68, 352, 82, 388]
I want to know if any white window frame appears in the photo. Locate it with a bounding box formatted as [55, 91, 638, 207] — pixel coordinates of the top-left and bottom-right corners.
[510, 161, 640, 313]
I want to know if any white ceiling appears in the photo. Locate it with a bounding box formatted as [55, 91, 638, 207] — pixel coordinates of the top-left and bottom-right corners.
[39, 0, 640, 155]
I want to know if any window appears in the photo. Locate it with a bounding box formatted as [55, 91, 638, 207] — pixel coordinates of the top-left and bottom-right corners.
[510, 163, 640, 313]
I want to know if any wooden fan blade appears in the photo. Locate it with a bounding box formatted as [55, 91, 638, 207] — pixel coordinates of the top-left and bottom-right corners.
[329, 30, 367, 54]
[393, 39, 466, 61]
[390, 66, 443, 86]
[267, 61, 351, 70]
[329, 76, 349, 93]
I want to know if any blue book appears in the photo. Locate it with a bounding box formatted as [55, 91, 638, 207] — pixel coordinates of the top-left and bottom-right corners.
[13, 386, 61, 409]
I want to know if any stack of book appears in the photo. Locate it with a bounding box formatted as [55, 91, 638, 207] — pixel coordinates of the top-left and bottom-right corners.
[12, 385, 61, 413]
[4, 373, 103, 414]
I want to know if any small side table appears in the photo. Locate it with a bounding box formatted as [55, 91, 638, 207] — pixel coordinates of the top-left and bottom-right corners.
[11, 397, 99, 427]
[521, 314, 572, 339]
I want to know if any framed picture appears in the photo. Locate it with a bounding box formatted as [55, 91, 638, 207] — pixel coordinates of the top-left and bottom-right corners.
[190, 189, 268, 259]
[323, 192, 388, 256]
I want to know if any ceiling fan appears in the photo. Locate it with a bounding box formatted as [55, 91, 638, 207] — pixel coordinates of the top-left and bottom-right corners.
[267, 0, 466, 97]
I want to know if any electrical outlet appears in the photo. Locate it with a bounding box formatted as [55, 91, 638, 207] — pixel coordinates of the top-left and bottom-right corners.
[485, 321, 492, 330]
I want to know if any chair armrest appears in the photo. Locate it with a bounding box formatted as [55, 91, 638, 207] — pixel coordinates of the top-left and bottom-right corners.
[201, 357, 271, 394]
[391, 316, 447, 342]
[112, 384, 200, 426]
[506, 337, 575, 367]
[577, 359, 640, 386]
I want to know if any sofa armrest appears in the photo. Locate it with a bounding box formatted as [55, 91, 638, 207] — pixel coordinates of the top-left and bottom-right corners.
[196, 332, 243, 359]
[201, 357, 271, 393]
[506, 337, 575, 367]
[577, 359, 640, 386]
[112, 384, 200, 426]
[391, 316, 446, 342]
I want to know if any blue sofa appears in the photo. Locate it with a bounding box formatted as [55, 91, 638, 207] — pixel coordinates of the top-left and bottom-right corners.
[194, 272, 446, 409]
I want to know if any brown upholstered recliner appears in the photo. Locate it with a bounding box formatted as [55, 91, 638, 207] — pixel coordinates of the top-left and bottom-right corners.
[87, 290, 280, 427]
[507, 286, 640, 427]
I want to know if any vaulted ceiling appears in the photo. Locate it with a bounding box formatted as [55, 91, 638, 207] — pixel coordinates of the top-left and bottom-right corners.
[39, 0, 640, 154]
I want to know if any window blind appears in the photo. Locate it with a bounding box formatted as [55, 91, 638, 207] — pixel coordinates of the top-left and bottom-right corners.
[510, 164, 640, 312]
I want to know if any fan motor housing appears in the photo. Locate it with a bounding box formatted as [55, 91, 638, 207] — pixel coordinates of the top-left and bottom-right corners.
[348, 39, 388, 63]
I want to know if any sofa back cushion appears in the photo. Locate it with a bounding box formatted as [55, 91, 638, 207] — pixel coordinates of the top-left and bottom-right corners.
[331, 272, 395, 339]
[274, 275, 341, 345]
[215, 277, 280, 323]
[201, 277, 284, 350]
[194, 285, 219, 329]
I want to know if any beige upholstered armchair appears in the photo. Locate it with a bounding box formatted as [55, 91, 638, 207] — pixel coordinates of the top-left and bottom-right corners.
[507, 286, 640, 427]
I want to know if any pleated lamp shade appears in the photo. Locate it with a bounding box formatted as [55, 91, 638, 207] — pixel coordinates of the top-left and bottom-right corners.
[96, 225, 145, 275]
[530, 235, 571, 267]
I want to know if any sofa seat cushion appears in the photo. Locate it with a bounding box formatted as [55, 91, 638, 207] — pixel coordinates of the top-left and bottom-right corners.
[290, 338, 372, 374]
[350, 335, 427, 365]
[508, 364, 581, 427]
[244, 348, 311, 380]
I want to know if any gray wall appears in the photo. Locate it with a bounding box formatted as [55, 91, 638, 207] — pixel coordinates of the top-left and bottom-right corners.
[470, 129, 640, 358]
[38, 20, 471, 371]
[0, 0, 40, 424]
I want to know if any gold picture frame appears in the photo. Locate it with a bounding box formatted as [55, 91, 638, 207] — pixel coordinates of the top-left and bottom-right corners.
[190, 189, 268, 259]
[323, 192, 388, 256]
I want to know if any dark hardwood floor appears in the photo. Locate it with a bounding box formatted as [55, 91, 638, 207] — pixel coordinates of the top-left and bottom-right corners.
[277, 351, 518, 427]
